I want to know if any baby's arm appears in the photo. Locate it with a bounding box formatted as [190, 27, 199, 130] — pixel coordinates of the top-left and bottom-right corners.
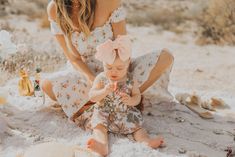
[121, 79, 141, 106]
[89, 73, 114, 102]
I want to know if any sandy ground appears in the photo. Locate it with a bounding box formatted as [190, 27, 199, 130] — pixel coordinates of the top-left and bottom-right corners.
[0, 16, 235, 157]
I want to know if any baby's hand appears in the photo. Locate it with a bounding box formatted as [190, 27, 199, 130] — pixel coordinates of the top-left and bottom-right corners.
[104, 82, 116, 93]
[113, 82, 118, 91]
[120, 92, 133, 106]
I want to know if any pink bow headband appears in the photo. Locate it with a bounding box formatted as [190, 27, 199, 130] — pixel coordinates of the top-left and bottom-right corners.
[95, 35, 132, 64]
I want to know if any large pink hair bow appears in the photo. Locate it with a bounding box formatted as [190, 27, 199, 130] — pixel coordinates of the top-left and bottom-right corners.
[95, 35, 132, 64]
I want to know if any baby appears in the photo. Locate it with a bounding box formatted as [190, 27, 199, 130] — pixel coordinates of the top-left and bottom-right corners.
[87, 35, 164, 156]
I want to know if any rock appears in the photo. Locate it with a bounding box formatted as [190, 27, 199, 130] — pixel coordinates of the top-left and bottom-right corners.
[175, 117, 185, 123]
[213, 129, 224, 135]
[178, 148, 187, 154]
[147, 112, 154, 116]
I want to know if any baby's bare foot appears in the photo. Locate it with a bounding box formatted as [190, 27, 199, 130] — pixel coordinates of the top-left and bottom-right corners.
[147, 137, 164, 149]
[87, 138, 108, 156]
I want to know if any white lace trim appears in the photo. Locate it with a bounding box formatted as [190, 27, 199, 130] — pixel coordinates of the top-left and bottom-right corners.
[109, 7, 127, 23]
[49, 19, 63, 35]
[49, 6, 126, 35]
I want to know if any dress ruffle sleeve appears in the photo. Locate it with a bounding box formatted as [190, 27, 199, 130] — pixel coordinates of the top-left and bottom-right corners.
[48, 18, 63, 35]
[109, 6, 127, 23]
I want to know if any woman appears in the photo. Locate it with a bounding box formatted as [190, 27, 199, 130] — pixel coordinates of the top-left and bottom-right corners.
[43, 0, 173, 155]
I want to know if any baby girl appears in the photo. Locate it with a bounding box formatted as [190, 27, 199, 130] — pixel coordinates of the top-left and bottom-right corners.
[87, 35, 164, 156]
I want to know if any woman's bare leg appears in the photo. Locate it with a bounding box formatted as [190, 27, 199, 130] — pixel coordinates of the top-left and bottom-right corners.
[139, 49, 174, 93]
[41, 79, 57, 101]
[87, 124, 109, 156]
[133, 128, 164, 149]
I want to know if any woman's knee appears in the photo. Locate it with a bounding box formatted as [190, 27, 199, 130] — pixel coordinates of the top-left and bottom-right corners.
[160, 49, 174, 66]
[41, 79, 52, 92]
[41, 79, 57, 101]
[94, 124, 108, 133]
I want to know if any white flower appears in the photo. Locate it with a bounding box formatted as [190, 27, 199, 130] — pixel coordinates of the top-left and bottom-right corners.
[0, 30, 17, 58]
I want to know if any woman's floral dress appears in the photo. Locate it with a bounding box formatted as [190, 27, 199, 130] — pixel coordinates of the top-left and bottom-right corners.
[48, 5, 173, 129]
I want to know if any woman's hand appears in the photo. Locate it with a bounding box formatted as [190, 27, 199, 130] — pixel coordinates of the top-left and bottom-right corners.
[87, 74, 95, 86]
[120, 92, 135, 106]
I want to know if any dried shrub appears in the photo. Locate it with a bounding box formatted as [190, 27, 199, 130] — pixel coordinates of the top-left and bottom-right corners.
[197, 0, 235, 45]
[4, 0, 48, 19]
[0, 50, 66, 85]
[0, 0, 9, 16]
[0, 21, 14, 32]
[124, 1, 194, 34]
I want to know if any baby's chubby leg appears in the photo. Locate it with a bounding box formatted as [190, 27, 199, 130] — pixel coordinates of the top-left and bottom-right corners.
[133, 128, 164, 149]
[87, 124, 109, 157]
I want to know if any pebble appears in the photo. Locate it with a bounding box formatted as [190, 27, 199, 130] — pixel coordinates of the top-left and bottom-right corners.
[175, 117, 185, 123]
[147, 112, 154, 116]
[213, 129, 224, 135]
[178, 148, 187, 154]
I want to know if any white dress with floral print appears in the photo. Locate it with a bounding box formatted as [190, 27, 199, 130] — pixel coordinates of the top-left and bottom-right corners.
[48, 6, 173, 123]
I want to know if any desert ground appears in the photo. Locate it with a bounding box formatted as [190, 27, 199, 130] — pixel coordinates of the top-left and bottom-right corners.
[0, 0, 234, 157]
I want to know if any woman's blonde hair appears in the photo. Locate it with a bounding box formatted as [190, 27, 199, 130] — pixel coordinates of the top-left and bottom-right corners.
[54, 0, 96, 37]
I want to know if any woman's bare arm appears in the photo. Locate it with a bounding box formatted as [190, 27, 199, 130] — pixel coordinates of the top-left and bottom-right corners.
[110, 0, 127, 38]
[88, 74, 109, 102]
[112, 21, 127, 38]
[89, 85, 108, 103]
[47, 1, 95, 82]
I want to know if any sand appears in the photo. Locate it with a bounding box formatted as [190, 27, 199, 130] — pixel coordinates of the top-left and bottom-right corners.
[0, 5, 235, 157]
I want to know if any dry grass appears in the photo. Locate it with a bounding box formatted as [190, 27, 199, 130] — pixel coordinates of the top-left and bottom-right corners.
[0, 0, 9, 16]
[0, 51, 66, 85]
[2, 0, 48, 21]
[127, 8, 190, 34]
[1, 0, 50, 29]
[40, 14, 50, 29]
[196, 0, 235, 45]
[0, 21, 14, 32]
